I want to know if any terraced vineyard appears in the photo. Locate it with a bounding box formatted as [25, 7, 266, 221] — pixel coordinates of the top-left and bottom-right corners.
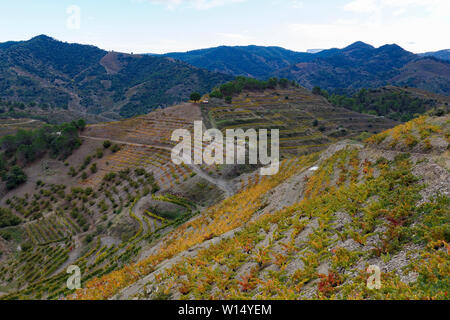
[1, 87, 446, 301]
[68, 115, 449, 300]
[24, 215, 74, 245]
[80, 102, 227, 193]
[204, 87, 398, 157]
[0, 166, 198, 299]
[82, 145, 193, 190]
[84, 103, 201, 148]
[0, 102, 227, 299]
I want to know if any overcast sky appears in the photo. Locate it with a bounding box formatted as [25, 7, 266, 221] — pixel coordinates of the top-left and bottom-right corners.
[0, 0, 449, 54]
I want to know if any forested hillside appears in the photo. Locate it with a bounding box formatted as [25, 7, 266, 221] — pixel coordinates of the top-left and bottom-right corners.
[165, 42, 450, 96]
[165, 45, 310, 79]
[323, 86, 450, 122]
[0, 35, 232, 119]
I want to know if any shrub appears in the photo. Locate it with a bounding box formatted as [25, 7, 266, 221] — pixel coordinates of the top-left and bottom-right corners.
[135, 168, 146, 176]
[357, 131, 371, 141]
[190, 92, 201, 102]
[21, 242, 33, 252]
[4, 166, 27, 190]
[210, 90, 223, 99]
[0, 208, 21, 227]
[111, 144, 121, 153]
[312, 86, 322, 95]
[68, 166, 77, 177]
[84, 234, 93, 244]
[96, 149, 104, 159]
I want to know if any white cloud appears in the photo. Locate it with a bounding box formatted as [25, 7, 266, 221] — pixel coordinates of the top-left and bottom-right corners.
[141, 0, 246, 10]
[344, 0, 379, 13]
[97, 0, 450, 53]
[327, 0, 449, 52]
[288, 9, 449, 53]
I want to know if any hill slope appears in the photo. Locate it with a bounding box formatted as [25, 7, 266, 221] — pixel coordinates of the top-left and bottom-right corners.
[328, 85, 450, 122]
[0, 35, 232, 119]
[0, 84, 400, 299]
[2, 84, 448, 299]
[164, 42, 450, 95]
[420, 49, 450, 61]
[203, 84, 398, 158]
[69, 114, 450, 300]
[165, 45, 311, 79]
[277, 42, 450, 95]
[0, 103, 231, 299]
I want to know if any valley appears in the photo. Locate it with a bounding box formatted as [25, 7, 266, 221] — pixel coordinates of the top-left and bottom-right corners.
[0, 77, 448, 300]
[0, 33, 448, 302]
[70, 114, 450, 300]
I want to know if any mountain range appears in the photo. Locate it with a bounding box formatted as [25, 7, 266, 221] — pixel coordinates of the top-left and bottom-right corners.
[0, 35, 232, 119]
[0, 35, 449, 122]
[419, 49, 450, 61]
[0, 36, 449, 301]
[165, 45, 311, 79]
[166, 42, 450, 95]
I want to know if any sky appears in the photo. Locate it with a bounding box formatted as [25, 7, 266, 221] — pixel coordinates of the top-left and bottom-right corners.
[0, 0, 449, 54]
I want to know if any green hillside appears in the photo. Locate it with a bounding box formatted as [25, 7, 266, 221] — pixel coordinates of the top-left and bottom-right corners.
[0, 35, 232, 120]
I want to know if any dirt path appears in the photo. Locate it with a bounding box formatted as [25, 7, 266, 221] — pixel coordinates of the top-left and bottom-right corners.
[80, 135, 235, 197]
[366, 146, 441, 157]
[0, 119, 37, 126]
[80, 135, 172, 151]
[134, 197, 150, 234]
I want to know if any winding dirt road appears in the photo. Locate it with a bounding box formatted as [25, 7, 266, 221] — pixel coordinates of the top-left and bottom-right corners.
[80, 135, 234, 197]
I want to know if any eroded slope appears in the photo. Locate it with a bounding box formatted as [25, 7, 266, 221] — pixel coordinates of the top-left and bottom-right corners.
[69, 115, 449, 300]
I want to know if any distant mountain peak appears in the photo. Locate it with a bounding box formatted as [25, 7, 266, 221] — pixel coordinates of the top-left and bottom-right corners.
[378, 43, 407, 51]
[419, 49, 450, 62]
[343, 41, 375, 51]
[0, 35, 232, 118]
[30, 34, 56, 42]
